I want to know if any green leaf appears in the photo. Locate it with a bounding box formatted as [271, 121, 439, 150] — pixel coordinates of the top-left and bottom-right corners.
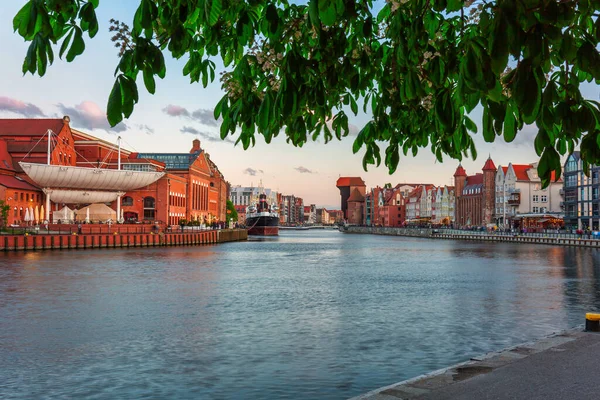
[13, 2, 32, 36]
[503, 102, 517, 142]
[59, 27, 74, 59]
[209, 0, 222, 26]
[65, 27, 84, 62]
[482, 105, 494, 142]
[143, 68, 156, 94]
[107, 78, 123, 127]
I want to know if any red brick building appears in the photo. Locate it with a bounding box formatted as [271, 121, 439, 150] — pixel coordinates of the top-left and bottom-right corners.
[336, 177, 366, 223]
[454, 158, 496, 227]
[370, 186, 405, 227]
[0, 118, 228, 227]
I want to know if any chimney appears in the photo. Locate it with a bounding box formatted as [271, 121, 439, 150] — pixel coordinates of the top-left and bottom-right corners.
[190, 138, 201, 153]
[63, 115, 70, 125]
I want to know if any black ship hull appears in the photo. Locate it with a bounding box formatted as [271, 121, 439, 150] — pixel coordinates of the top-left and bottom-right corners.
[246, 215, 279, 236]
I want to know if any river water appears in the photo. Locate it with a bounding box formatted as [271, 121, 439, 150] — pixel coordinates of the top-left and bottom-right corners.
[1, 230, 600, 399]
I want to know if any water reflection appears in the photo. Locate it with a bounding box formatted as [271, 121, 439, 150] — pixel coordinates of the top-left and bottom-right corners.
[1, 231, 600, 399]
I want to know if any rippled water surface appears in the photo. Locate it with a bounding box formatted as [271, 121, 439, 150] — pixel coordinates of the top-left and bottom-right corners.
[2, 230, 600, 399]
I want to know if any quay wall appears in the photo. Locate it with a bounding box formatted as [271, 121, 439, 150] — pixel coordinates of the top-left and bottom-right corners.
[342, 226, 600, 248]
[0, 229, 247, 252]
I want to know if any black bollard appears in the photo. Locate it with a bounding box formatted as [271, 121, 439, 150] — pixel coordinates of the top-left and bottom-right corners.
[585, 313, 600, 332]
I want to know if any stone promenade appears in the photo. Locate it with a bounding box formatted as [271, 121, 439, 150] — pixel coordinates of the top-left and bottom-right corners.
[352, 327, 600, 400]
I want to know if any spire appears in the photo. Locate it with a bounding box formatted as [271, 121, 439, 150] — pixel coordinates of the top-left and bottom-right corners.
[454, 163, 467, 177]
[482, 156, 496, 171]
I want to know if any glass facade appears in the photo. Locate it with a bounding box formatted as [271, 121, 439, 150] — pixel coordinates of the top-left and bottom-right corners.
[137, 152, 200, 170]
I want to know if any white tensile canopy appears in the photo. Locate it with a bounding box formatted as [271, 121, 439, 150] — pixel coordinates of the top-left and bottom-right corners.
[74, 204, 116, 222]
[53, 206, 75, 223]
[19, 162, 164, 191]
[43, 189, 123, 204]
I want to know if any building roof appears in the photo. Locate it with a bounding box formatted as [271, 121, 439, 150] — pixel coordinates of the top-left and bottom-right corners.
[336, 177, 365, 187]
[347, 188, 365, 202]
[454, 164, 467, 177]
[0, 174, 39, 191]
[135, 151, 201, 170]
[466, 173, 484, 185]
[511, 164, 532, 181]
[482, 157, 496, 171]
[304, 206, 311, 212]
[0, 119, 65, 137]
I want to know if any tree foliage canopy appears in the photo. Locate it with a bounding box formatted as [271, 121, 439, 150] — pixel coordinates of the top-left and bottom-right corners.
[226, 199, 238, 223]
[14, 0, 600, 186]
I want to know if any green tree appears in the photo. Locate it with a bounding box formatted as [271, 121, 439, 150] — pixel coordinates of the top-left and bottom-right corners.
[226, 200, 238, 225]
[0, 200, 9, 229]
[13, 0, 600, 186]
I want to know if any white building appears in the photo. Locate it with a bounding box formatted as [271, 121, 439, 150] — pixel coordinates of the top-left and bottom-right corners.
[495, 162, 563, 226]
[432, 186, 455, 223]
[230, 184, 278, 207]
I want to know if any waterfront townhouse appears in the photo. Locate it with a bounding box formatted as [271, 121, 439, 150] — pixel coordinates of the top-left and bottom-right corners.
[495, 162, 563, 228]
[563, 152, 599, 230]
[432, 186, 455, 225]
[454, 157, 496, 227]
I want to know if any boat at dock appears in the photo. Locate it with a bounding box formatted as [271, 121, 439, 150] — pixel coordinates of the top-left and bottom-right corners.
[245, 193, 279, 236]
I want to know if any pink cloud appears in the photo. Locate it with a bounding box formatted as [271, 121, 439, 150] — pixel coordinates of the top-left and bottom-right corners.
[57, 101, 127, 132]
[0, 96, 45, 117]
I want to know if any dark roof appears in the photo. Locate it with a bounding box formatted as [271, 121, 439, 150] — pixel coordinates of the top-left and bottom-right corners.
[0, 119, 64, 137]
[0, 174, 40, 191]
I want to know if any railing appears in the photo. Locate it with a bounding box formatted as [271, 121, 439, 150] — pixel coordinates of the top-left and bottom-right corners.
[435, 227, 598, 240]
[2, 223, 219, 236]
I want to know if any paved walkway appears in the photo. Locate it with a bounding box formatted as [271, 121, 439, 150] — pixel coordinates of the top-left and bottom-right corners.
[352, 328, 600, 400]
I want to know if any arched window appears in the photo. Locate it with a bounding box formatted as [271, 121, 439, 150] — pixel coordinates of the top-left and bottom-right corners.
[122, 196, 134, 206]
[143, 197, 155, 209]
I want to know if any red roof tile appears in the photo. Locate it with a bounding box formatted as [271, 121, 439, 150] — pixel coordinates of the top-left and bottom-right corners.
[454, 164, 467, 177]
[0, 119, 65, 137]
[0, 174, 40, 191]
[467, 173, 484, 185]
[336, 176, 365, 187]
[482, 157, 496, 171]
[511, 164, 532, 181]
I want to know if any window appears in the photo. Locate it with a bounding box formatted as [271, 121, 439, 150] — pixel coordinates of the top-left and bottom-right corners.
[20, 193, 23, 201]
[14, 192, 17, 201]
[533, 195, 539, 202]
[533, 207, 539, 213]
[26, 194, 29, 201]
[122, 196, 134, 206]
[143, 197, 155, 209]
[143, 210, 155, 220]
[541, 195, 547, 202]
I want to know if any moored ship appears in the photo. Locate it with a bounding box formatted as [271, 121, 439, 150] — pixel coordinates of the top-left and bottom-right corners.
[245, 193, 279, 236]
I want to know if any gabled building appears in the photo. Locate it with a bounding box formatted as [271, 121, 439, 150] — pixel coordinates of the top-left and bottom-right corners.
[454, 157, 496, 227]
[495, 162, 563, 228]
[432, 186, 455, 224]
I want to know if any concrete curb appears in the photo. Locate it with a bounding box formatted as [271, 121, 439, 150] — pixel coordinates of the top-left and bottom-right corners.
[350, 325, 586, 400]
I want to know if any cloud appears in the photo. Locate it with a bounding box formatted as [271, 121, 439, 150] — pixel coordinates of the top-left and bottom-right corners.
[163, 104, 189, 117]
[163, 104, 221, 126]
[243, 167, 263, 176]
[0, 96, 45, 117]
[57, 101, 127, 132]
[191, 108, 220, 127]
[180, 125, 234, 143]
[295, 166, 315, 174]
[137, 124, 154, 135]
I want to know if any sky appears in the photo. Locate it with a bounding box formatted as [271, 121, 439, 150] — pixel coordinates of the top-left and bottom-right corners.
[0, 1, 593, 209]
